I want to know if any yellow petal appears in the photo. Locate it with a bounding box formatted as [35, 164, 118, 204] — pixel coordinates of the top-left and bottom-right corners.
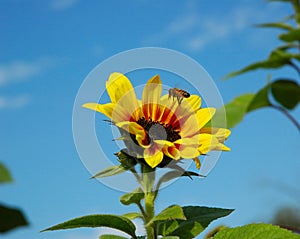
[82, 103, 115, 119]
[116, 121, 149, 147]
[106, 72, 136, 103]
[173, 138, 200, 158]
[144, 146, 164, 168]
[200, 127, 231, 141]
[199, 128, 231, 151]
[157, 94, 178, 123]
[154, 140, 180, 160]
[164, 146, 180, 160]
[112, 96, 141, 122]
[183, 94, 202, 111]
[180, 108, 216, 138]
[158, 94, 199, 130]
[179, 114, 199, 138]
[179, 145, 200, 158]
[221, 144, 231, 151]
[174, 137, 199, 146]
[193, 157, 201, 169]
[198, 134, 220, 154]
[208, 142, 231, 151]
[196, 108, 216, 128]
[142, 75, 162, 121]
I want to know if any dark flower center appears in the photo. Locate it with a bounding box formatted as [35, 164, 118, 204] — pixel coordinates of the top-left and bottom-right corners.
[136, 117, 181, 143]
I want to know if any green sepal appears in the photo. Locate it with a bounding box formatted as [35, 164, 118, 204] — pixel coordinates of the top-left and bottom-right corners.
[158, 206, 233, 239]
[210, 223, 300, 239]
[120, 188, 144, 206]
[116, 149, 138, 169]
[42, 214, 137, 239]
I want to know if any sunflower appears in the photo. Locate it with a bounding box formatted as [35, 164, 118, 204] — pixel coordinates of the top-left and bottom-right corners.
[83, 72, 230, 169]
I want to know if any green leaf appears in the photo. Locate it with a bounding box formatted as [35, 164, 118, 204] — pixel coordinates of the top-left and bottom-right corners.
[148, 205, 186, 226]
[247, 83, 272, 112]
[256, 22, 294, 30]
[158, 206, 233, 239]
[0, 204, 28, 233]
[276, 43, 299, 51]
[213, 78, 299, 128]
[224, 50, 298, 79]
[122, 212, 143, 220]
[99, 235, 128, 239]
[0, 163, 13, 183]
[296, 12, 300, 24]
[120, 188, 144, 206]
[271, 79, 300, 109]
[92, 165, 127, 178]
[268, 0, 297, 2]
[211, 223, 300, 239]
[160, 237, 180, 239]
[42, 214, 137, 239]
[212, 94, 255, 128]
[279, 29, 300, 42]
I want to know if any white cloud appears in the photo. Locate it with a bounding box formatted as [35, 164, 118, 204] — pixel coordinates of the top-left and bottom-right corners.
[51, 0, 79, 10]
[0, 95, 30, 109]
[143, 1, 281, 52]
[0, 57, 54, 110]
[0, 58, 53, 87]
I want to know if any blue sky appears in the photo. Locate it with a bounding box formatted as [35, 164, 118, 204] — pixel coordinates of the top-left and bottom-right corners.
[1, 0, 299, 238]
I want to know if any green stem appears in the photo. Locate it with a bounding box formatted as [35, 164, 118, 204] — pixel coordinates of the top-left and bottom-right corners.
[292, 0, 300, 17]
[141, 164, 156, 239]
[137, 201, 147, 219]
[289, 61, 300, 77]
[271, 104, 300, 132]
[129, 167, 142, 184]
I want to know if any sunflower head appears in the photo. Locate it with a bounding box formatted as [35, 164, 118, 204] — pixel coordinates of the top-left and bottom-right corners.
[83, 72, 230, 169]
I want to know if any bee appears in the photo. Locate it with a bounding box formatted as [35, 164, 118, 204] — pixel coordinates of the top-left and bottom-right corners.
[168, 88, 190, 104]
